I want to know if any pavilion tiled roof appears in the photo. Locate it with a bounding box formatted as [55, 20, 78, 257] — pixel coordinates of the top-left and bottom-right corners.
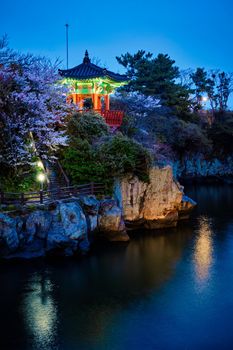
[59, 50, 128, 82]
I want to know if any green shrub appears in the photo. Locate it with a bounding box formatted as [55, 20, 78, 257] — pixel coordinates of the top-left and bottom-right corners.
[61, 133, 152, 188]
[67, 111, 109, 143]
[61, 138, 108, 185]
[0, 165, 40, 192]
[96, 135, 152, 182]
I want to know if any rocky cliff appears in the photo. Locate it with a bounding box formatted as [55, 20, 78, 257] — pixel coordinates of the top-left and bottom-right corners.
[115, 166, 196, 229]
[0, 166, 196, 259]
[172, 156, 233, 180]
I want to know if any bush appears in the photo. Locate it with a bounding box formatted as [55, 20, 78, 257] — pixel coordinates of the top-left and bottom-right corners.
[119, 114, 138, 137]
[166, 119, 212, 156]
[60, 138, 108, 184]
[67, 111, 109, 143]
[208, 112, 233, 156]
[61, 133, 152, 187]
[96, 135, 152, 182]
[0, 165, 40, 192]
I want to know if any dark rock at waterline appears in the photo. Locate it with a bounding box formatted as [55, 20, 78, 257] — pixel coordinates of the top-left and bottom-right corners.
[144, 210, 179, 229]
[26, 210, 52, 241]
[178, 195, 197, 220]
[0, 213, 19, 252]
[98, 200, 130, 242]
[0, 167, 196, 259]
[0, 197, 129, 259]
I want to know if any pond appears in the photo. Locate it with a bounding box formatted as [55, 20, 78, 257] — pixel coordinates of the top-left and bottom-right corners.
[1, 184, 233, 349]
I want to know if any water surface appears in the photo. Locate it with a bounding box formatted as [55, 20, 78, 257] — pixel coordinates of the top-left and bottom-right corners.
[1, 184, 233, 349]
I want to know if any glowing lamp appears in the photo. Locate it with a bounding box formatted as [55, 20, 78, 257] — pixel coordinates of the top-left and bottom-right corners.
[202, 96, 208, 102]
[37, 173, 46, 183]
[37, 161, 44, 169]
[37, 173, 46, 191]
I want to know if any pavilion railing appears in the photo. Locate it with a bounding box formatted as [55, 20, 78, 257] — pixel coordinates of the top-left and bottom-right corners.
[78, 109, 124, 127]
[98, 110, 124, 127]
[0, 183, 106, 206]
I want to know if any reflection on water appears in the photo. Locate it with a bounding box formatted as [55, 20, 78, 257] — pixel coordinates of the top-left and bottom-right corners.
[1, 184, 233, 349]
[21, 272, 58, 350]
[193, 216, 214, 283]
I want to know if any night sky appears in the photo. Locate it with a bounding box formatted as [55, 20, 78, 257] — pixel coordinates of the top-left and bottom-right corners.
[1, 0, 232, 73]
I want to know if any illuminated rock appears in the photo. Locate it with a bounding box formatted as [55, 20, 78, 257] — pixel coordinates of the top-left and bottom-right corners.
[116, 166, 194, 229]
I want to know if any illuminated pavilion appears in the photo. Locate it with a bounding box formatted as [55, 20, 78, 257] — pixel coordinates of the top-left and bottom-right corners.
[59, 51, 128, 126]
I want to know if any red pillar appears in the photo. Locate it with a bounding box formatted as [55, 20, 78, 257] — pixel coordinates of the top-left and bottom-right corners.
[97, 95, 101, 110]
[93, 93, 98, 110]
[105, 95, 110, 110]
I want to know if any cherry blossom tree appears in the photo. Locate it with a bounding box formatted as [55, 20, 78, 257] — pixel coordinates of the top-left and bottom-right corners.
[0, 37, 73, 171]
[112, 91, 161, 118]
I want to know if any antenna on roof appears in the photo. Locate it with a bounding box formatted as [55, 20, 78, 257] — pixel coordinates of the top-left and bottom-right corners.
[65, 23, 69, 69]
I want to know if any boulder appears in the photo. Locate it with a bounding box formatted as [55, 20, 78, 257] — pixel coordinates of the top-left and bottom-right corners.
[78, 196, 100, 232]
[178, 195, 197, 220]
[46, 232, 74, 256]
[5, 239, 45, 259]
[78, 195, 100, 215]
[98, 200, 129, 241]
[59, 202, 87, 240]
[26, 210, 52, 241]
[0, 213, 19, 252]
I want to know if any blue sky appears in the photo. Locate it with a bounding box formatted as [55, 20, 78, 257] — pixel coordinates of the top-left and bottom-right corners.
[1, 0, 232, 74]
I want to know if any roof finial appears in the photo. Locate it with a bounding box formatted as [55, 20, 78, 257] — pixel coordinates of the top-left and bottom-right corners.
[83, 50, 90, 64]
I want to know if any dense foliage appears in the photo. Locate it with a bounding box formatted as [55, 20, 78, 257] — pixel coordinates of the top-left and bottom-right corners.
[116, 50, 195, 117]
[66, 111, 109, 142]
[207, 112, 233, 156]
[113, 51, 233, 175]
[60, 112, 152, 186]
[112, 90, 233, 171]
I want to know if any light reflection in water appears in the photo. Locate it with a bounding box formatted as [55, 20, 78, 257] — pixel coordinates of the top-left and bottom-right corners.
[21, 272, 58, 349]
[194, 216, 214, 284]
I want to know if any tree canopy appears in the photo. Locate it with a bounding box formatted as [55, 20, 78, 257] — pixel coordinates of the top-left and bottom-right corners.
[0, 37, 71, 172]
[116, 50, 194, 117]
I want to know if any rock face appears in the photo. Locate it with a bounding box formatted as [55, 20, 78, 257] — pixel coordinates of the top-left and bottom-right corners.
[115, 166, 196, 229]
[0, 213, 19, 252]
[98, 200, 129, 241]
[78, 195, 100, 233]
[0, 196, 127, 259]
[0, 166, 196, 259]
[26, 210, 52, 241]
[59, 202, 87, 240]
[178, 195, 197, 220]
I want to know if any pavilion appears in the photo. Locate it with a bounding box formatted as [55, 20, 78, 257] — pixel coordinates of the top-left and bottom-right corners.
[59, 51, 129, 127]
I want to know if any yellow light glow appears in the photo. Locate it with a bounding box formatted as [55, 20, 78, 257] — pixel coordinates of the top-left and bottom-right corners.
[194, 216, 213, 283]
[202, 96, 208, 102]
[37, 161, 44, 169]
[37, 173, 46, 183]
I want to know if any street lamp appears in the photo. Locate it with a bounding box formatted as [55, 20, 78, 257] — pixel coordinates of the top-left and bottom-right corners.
[37, 173, 46, 191]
